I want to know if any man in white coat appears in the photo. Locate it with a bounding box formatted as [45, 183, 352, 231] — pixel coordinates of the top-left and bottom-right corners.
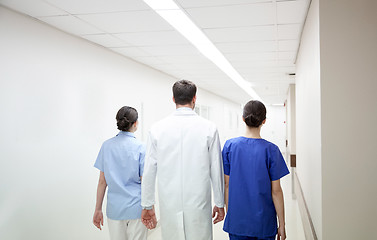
[141, 80, 225, 240]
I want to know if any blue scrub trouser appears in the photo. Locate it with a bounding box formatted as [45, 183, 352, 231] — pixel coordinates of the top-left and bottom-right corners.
[229, 233, 275, 240]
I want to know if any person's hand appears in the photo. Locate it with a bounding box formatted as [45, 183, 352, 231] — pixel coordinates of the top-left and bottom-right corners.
[93, 210, 104, 230]
[277, 225, 286, 240]
[141, 208, 157, 229]
[212, 206, 225, 224]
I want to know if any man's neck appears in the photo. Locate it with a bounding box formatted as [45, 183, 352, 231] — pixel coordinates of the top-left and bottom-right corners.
[176, 104, 194, 109]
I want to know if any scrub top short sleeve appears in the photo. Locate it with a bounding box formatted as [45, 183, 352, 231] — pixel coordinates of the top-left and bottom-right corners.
[222, 141, 231, 175]
[94, 144, 105, 172]
[268, 145, 289, 181]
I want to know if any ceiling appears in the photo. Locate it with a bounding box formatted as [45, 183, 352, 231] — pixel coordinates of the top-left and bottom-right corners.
[0, 0, 310, 104]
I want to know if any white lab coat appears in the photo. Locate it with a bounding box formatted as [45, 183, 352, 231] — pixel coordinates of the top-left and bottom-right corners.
[141, 108, 224, 240]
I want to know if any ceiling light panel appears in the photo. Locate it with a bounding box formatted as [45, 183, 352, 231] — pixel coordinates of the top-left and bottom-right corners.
[38, 15, 103, 35]
[77, 11, 174, 33]
[44, 0, 150, 14]
[0, 0, 67, 17]
[185, 2, 275, 28]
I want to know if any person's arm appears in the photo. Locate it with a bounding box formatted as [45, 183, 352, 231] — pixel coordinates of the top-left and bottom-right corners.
[224, 174, 230, 213]
[141, 131, 158, 229]
[93, 171, 107, 230]
[209, 129, 225, 224]
[271, 179, 286, 240]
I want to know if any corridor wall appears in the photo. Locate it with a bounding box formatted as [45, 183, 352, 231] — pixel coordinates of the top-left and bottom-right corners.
[295, 0, 322, 237]
[319, 0, 377, 239]
[0, 6, 242, 240]
[295, 0, 377, 239]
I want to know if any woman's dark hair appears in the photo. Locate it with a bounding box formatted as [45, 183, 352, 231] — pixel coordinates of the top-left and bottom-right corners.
[116, 106, 138, 131]
[243, 100, 266, 128]
[172, 80, 197, 105]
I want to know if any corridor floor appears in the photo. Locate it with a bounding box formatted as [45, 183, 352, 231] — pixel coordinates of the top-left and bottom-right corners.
[147, 167, 305, 240]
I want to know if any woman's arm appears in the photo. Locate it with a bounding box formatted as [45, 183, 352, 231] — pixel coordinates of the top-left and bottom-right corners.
[271, 179, 286, 240]
[224, 174, 230, 213]
[93, 171, 107, 230]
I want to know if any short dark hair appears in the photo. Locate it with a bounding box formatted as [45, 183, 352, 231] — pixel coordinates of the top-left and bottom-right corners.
[243, 100, 266, 128]
[116, 106, 138, 131]
[172, 80, 197, 105]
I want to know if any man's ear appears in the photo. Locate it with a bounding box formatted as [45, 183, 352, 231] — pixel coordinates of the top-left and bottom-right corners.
[192, 95, 197, 103]
[172, 97, 176, 103]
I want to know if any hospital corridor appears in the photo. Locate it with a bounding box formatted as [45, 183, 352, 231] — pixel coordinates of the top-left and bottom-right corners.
[1, 1, 376, 240]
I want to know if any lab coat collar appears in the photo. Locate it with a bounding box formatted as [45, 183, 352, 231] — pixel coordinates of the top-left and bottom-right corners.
[117, 131, 136, 138]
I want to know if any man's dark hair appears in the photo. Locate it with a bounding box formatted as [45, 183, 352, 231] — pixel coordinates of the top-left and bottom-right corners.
[172, 80, 197, 105]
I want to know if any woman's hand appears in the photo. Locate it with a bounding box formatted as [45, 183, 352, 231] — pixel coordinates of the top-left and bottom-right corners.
[277, 225, 286, 240]
[93, 210, 104, 230]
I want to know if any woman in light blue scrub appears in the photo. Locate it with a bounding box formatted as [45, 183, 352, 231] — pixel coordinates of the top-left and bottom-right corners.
[93, 106, 147, 240]
[222, 100, 289, 240]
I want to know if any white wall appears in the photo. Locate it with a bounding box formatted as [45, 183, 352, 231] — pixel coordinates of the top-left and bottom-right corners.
[0, 7, 242, 240]
[320, 0, 377, 239]
[262, 106, 287, 155]
[286, 84, 296, 156]
[295, 0, 322, 238]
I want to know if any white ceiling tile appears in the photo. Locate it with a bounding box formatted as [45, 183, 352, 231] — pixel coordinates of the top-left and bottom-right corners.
[38, 15, 103, 35]
[186, 2, 275, 28]
[81, 34, 130, 48]
[0, 0, 67, 17]
[278, 24, 301, 39]
[140, 45, 201, 56]
[114, 31, 190, 46]
[205, 25, 275, 42]
[216, 41, 277, 53]
[110, 47, 150, 57]
[131, 56, 170, 66]
[278, 51, 296, 60]
[278, 40, 299, 51]
[225, 52, 277, 61]
[173, 63, 219, 70]
[158, 55, 211, 64]
[77, 11, 173, 33]
[177, 0, 270, 8]
[45, 0, 150, 14]
[277, 0, 309, 24]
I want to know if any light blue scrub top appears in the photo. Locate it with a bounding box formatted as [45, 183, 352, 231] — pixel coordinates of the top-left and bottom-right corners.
[222, 137, 289, 238]
[94, 131, 145, 220]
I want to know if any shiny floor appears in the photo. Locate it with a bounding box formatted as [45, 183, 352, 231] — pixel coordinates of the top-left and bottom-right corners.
[148, 167, 305, 240]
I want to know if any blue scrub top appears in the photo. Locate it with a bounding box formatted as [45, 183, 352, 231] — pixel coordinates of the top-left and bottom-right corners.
[222, 137, 289, 238]
[94, 131, 145, 220]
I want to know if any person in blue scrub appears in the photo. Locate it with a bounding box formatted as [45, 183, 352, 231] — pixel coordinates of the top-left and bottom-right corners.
[93, 106, 148, 240]
[222, 100, 289, 240]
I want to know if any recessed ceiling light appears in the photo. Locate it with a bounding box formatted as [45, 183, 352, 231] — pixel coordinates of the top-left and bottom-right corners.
[143, 0, 262, 101]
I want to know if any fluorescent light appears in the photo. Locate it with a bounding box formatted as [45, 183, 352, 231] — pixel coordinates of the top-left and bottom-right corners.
[143, 0, 262, 101]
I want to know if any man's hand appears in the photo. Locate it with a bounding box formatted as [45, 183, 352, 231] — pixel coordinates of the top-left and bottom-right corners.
[93, 210, 104, 230]
[277, 225, 286, 240]
[212, 206, 225, 224]
[141, 208, 157, 229]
